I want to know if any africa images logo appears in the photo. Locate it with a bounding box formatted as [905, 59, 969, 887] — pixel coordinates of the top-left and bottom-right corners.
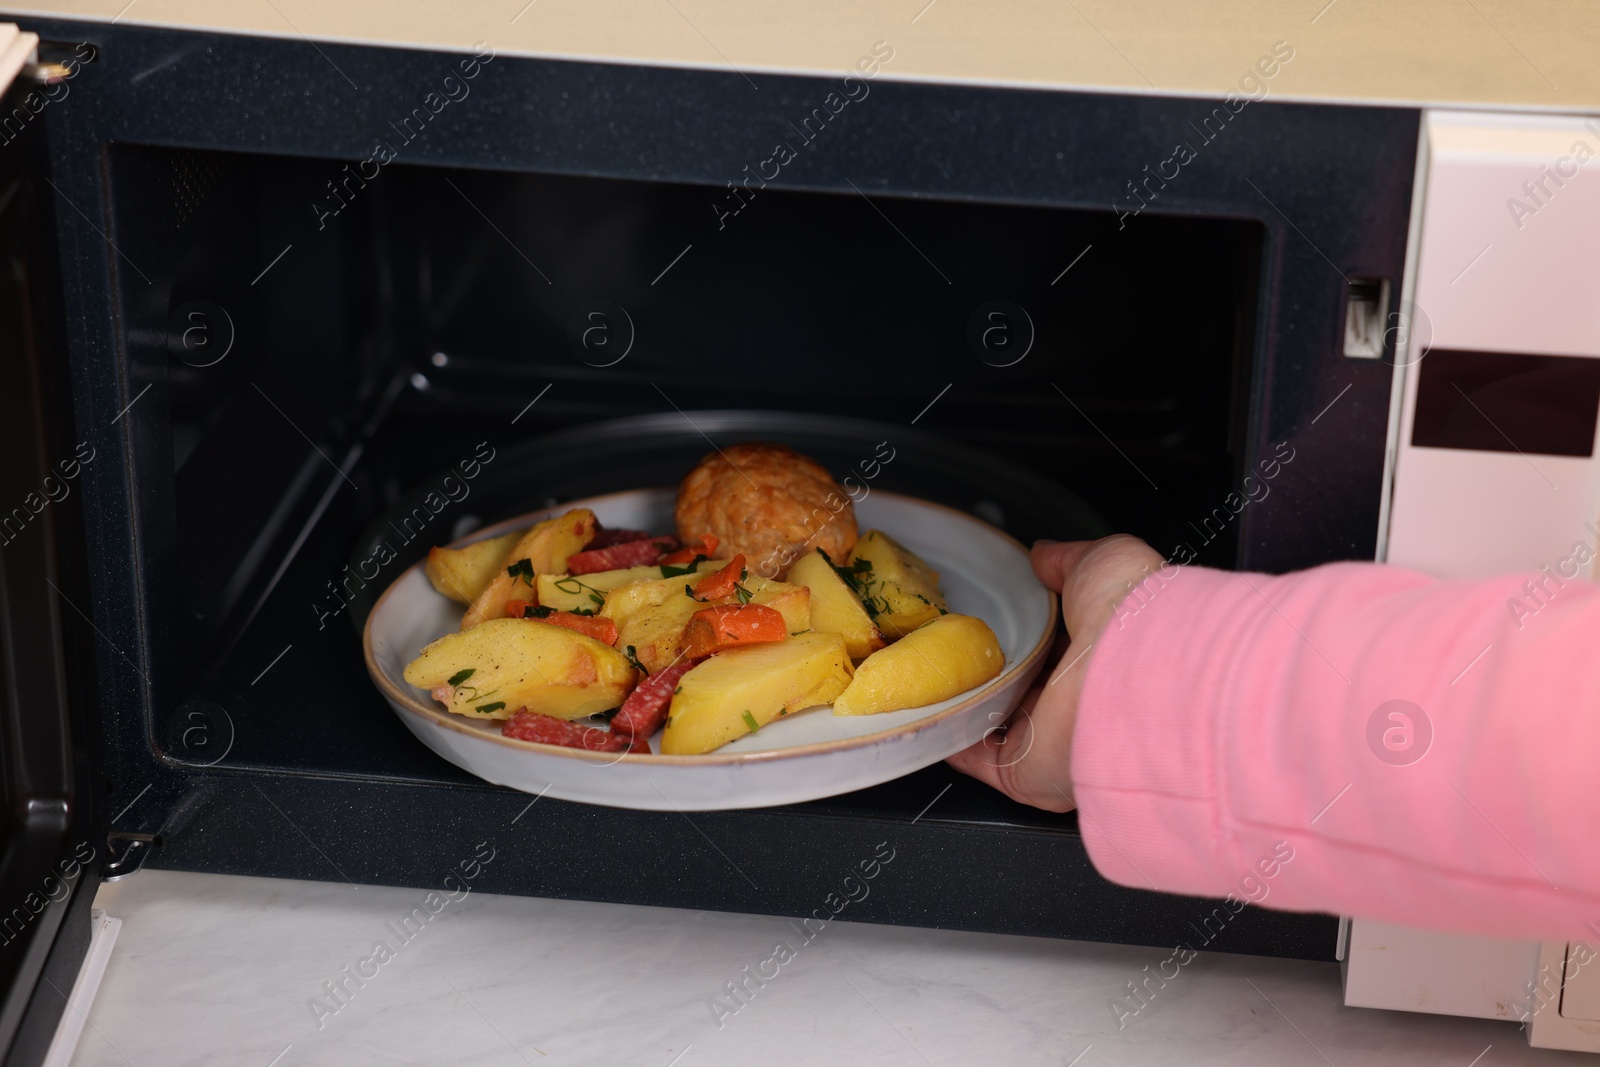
[1366, 699, 1432, 767]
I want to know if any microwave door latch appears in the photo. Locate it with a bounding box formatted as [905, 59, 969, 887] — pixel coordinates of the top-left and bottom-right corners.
[103, 832, 157, 882]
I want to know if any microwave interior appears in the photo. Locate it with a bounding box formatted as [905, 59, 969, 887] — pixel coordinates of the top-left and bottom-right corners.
[93, 142, 1335, 955]
[114, 143, 1259, 776]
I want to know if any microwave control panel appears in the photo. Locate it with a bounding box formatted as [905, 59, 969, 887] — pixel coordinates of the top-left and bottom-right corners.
[1385, 111, 1600, 582]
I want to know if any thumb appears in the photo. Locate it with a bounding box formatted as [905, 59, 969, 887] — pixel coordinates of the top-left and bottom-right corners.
[1036, 535, 1166, 640]
[1030, 539, 1095, 593]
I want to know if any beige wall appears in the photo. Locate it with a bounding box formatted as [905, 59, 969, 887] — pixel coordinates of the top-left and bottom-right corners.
[4, 0, 1599, 110]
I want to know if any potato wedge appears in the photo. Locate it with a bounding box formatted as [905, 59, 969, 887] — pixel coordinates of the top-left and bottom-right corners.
[832, 614, 1003, 716]
[787, 548, 885, 659]
[741, 575, 811, 634]
[663, 633, 853, 755]
[536, 558, 728, 613]
[608, 575, 811, 673]
[425, 530, 525, 603]
[614, 595, 704, 673]
[403, 617, 637, 720]
[462, 509, 597, 629]
[599, 574, 700, 631]
[844, 530, 948, 641]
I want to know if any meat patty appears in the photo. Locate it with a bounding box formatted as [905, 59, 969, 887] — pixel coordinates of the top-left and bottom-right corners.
[675, 442, 857, 579]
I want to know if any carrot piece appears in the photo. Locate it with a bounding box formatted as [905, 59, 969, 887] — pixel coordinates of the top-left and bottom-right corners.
[680, 603, 787, 659]
[660, 534, 720, 565]
[505, 598, 534, 618]
[536, 611, 619, 646]
[692, 553, 746, 600]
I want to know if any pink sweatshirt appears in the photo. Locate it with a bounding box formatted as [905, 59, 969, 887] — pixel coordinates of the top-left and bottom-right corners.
[1071, 562, 1600, 942]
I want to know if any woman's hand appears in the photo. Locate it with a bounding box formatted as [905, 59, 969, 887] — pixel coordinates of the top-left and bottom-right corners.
[947, 534, 1166, 811]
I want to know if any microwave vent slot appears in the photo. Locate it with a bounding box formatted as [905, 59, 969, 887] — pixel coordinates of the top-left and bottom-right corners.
[169, 149, 225, 229]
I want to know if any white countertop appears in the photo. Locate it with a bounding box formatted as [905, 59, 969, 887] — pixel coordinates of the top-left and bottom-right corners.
[63, 868, 1594, 1066]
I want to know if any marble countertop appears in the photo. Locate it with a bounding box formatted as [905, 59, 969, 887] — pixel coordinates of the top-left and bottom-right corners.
[65, 869, 1593, 1067]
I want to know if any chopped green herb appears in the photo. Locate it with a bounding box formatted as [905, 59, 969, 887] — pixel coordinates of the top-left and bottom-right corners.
[741, 710, 760, 733]
[554, 575, 602, 596]
[506, 558, 535, 585]
[551, 576, 605, 610]
[446, 668, 476, 687]
[673, 685, 683, 695]
[938, 607, 949, 615]
[660, 554, 709, 578]
[832, 556, 872, 578]
[778, 709, 787, 717]
[523, 604, 555, 618]
[733, 582, 753, 606]
[789, 629, 810, 636]
[475, 701, 506, 715]
[684, 582, 709, 603]
[912, 593, 931, 605]
[594, 707, 620, 722]
[825, 552, 876, 599]
[624, 645, 649, 674]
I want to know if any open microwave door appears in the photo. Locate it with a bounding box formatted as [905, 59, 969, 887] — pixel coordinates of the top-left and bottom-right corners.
[0, 26, 109, 1067]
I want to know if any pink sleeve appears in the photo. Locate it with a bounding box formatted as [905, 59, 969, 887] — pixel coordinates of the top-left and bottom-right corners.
[1071, 561, 1600, 941]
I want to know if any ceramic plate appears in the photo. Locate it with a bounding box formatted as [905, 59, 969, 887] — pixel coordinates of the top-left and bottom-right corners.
[363, 489, 1056, 811]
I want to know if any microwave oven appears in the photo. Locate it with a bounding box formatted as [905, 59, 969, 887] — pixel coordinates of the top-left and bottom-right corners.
[0, 7, 1596, 1061]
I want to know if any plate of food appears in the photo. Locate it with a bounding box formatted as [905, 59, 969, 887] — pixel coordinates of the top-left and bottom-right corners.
[363, 441, 1057, 810]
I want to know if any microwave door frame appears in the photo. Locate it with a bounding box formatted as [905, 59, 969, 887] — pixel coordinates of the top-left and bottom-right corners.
[0, 65, 107, 1067]
[14, 18, 1418, 963]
